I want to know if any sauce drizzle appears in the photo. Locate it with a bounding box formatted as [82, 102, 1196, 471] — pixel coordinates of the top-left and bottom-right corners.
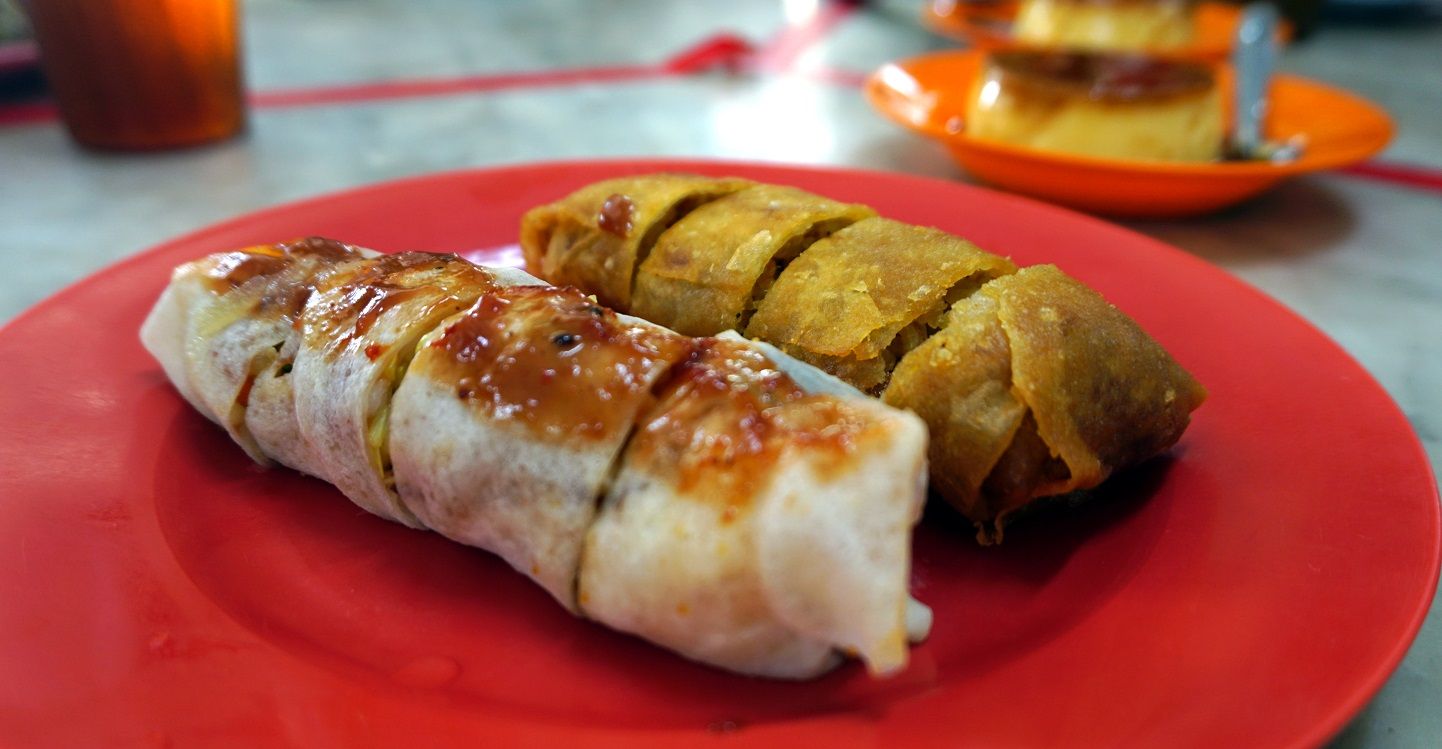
[625, 339, 866, 512]
[306, 252, 496, 355]
[426, 286, 691, 442]
[597, 194, 636, 238]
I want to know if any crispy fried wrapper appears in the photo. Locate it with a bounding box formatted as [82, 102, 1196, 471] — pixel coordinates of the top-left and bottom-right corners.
[520, 174, 750, 309]
[882, 289, 1028, 521]
[519, 174, 1207, 543]
[631, 185, 875, 336]
[885, 265, 1207, 540]
[746, 217, 1016, 392]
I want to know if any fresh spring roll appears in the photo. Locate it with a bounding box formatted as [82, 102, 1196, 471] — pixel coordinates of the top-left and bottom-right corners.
[389, 286, 693, 609]
[240, 240, 381, 475]
[630, 185, 876, 336]
[746, 217, 1017, 393]
[289, 252, 501, 527]
[143, 243, 935, 679]
[519, 174, 751, 310]
[245, 253, 545, 477]
[884, 265, 1207, 537]
[140, 237, 370, 463]
[578, 339, 931, 678]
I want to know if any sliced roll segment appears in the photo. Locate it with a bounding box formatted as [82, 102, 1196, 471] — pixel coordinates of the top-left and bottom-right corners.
[881, 288, 1028, 521]
[884, 265, 1206, 537]
[993, 265, 1205, 493]
[390, 286, 693, 609]
[519, 174, 751, 309]
[578, 339, 930, 678]
[240, 241, 384, 474]
[291, 252, 501, 527]
[631, 184, 875, 336]
[746, 217, 1017, 392]
[139, 237, 369, 463]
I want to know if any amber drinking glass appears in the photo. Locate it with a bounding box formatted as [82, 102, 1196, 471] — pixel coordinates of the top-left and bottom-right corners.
[22, 0, 245, 150]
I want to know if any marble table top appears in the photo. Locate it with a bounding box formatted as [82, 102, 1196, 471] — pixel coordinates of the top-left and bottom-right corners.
[1, 1, 1437, 745]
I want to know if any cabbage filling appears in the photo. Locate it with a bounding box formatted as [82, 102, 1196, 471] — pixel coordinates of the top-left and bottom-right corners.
[364, 338, 421, 492]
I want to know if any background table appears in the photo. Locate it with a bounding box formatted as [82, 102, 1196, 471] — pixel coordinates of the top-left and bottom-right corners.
[1, 1, 1438, 745]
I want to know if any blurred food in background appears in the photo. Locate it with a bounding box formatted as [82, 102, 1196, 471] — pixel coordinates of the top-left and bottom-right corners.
[965, 50, 1223, 161]
[1013, 0, 1198, 51]
[923, 0, 1295, 58]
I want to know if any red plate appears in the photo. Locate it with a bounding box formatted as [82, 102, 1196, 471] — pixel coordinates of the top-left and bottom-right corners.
[0, 160, 1436, 747]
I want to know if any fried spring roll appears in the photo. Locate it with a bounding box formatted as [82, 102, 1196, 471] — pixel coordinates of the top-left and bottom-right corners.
[520, 175, 1206, 540]
[746, 217, 1016, 392]
[884, 265, 1206, 534]
[631, 185, 875, 336]
[520, 174, 751, 309]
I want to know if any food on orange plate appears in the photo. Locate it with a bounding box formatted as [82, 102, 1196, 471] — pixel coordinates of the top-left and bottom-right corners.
[965, 50, 1224, 163]
[141, 239, 931, 679]
[1013, 0, 1197, 52]
[521, 175, 1206, 540]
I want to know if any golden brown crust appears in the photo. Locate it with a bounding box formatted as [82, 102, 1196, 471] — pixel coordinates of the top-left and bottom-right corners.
[886, 264, 1206, 537]
[767, 344, 893, 394]
[882, 290, 1027, 518]
[979, 414, 1071, 528]
[745, 217, 1016, 392]
[519, 173, 751, 309]
[631, 185, 874, 336]
[519, 175, 1207, 538]
[992, 265, 1206, 493]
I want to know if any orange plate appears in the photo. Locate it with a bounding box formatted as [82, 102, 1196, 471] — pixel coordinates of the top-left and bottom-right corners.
[865, 49, 1394, 217]
[921, 0, 1290, 61]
